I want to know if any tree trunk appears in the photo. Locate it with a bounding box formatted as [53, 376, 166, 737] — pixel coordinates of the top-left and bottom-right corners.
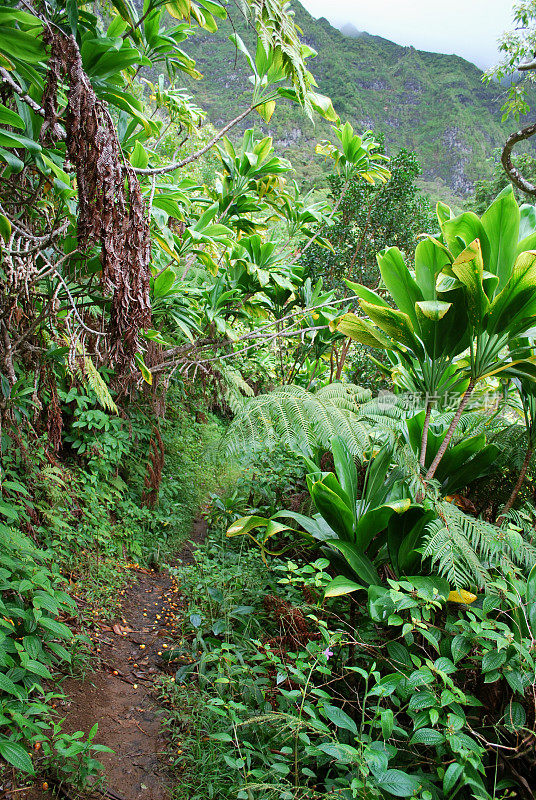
[419, 401, 432, 468]
[425, 380, 475, 481]
[497, 445, 534, 524]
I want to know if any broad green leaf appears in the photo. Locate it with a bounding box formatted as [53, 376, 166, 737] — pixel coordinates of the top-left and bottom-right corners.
[0, 672, 23, 697]
[322, 703, 357, 734]
[0, 104, 24, 129]
[0, 129, 41, 153]
[526, 563, 536, 606]
[376, 769, 422, 797]
[0, 27, 44, 63]
[0, 739, 34, 774]
[481, 184, 519, 290]
[134, 353, 152, 385]
[443, 762, 463, 794]
[415, 300, 451, 321]
[334, 314, 392, 349]
[256, 100, 276, 123]
[377, 246, 422, 328]
[153, 268, 176, 298]
[307, 91, 339, 122]
[345, 279, 390, 307]
[441, 211, 490, 263]
[360, 300, 419, 353]
[436, 201, 453, 226]
[414, 236, 452, 300]
[381, 708, 394, 738]
[272, 511, 336, 541]
[38, 617, 73, 639]
[507, 701, 526, 730]
[487, 250, 536, 336]
[450, 239, 488, 328]
[129, 140, 149, 169]
[226, 515, 269, 537]
[0, 213, 10, 243]
[410, 727, 445, 745]
[323, 575, 364, 597]
[519, 203, 536, 240]
[311, 480, 354, 540]
[325, 539, 380, 585]
[317, 742, 359, 762]
[331, 436, 358, 512]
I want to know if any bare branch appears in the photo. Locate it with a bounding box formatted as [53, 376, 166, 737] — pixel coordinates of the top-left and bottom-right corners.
[518, 59, 536, 71]
[0, 67, 62, 130]
[131, 105, 255, 175]
[501, 120, 536, 195]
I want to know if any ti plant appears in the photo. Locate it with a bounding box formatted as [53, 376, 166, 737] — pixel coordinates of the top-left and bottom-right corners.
[335, 185, 536, 486]
[227, 436, 430, 596]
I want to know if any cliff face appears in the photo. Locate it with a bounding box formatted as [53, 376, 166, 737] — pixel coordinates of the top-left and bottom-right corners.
[175, 2, 528, 194]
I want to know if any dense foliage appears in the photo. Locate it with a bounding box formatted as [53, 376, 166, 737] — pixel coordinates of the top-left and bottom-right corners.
[1, 0, 536, 798]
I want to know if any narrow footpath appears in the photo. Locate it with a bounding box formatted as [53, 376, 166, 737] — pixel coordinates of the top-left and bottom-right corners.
[23, 518, 207, 800]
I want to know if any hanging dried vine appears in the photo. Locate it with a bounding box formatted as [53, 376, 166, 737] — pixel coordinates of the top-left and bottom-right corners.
[40, 29, 151, 368]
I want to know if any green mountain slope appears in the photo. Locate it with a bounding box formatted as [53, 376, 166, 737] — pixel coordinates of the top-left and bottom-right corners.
[180, 2, 526, 194]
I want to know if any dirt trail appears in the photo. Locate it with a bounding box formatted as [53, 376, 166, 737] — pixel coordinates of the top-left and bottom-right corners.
[23, 518, 206, 800]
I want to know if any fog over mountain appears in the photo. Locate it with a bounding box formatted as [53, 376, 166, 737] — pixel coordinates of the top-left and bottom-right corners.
[301, 0, 513, 69]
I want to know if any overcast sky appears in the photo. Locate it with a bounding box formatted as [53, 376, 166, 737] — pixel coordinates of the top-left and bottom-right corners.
[300, 0, 514, 68]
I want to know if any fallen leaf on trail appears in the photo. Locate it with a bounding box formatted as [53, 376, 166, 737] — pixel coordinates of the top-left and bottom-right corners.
[113, 623, 133, 635]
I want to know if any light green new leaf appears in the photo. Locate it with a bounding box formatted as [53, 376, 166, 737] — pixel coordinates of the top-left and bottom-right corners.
[450, 239, 489, 328]
[323, 575, 364, 597]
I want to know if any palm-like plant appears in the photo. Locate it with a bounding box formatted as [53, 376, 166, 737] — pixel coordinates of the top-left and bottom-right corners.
[335, 186, 536, 483]
[227, 437, 430, 595]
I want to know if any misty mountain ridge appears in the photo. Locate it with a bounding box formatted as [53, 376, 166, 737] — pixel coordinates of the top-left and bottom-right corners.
[180, 1, 529, 196]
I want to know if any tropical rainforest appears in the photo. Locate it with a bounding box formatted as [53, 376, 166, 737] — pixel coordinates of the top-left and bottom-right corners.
[1, 1, 536, 800]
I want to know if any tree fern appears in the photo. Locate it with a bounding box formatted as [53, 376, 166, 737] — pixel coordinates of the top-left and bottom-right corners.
[219, 364, 255, 415]
[422, 500, 536, 589]
[224, 383, 372, 458]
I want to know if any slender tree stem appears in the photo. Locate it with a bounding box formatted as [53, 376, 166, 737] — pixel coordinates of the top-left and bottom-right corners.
[335, 338, 351, 380]
[497, 444, 534, 523]
[419, 401, 433, 468]
[425, 380, 475, 481]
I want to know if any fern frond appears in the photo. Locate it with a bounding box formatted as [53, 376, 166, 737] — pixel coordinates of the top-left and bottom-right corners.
[82, 355, 118, 414]
[224, 383, 372, 458]
[423, 500, 536, 590]
[219, 364, 254, 415]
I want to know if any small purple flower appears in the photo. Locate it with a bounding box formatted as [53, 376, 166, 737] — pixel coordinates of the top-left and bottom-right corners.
[323, 647, 334, 660]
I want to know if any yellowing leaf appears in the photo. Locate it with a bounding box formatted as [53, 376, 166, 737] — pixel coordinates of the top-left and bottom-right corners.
[447, 590, 477, 604]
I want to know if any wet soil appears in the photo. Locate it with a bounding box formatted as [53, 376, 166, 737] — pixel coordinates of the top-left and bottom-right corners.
[14, 518, 207, 800]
